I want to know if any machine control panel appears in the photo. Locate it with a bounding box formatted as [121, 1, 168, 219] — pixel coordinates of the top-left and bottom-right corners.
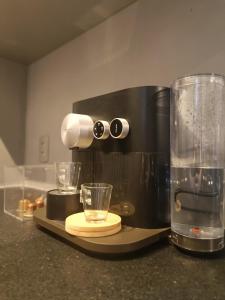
[61, 113, 94, 149]
[110, 118, 129, 139]
[93, 120, 110, 140]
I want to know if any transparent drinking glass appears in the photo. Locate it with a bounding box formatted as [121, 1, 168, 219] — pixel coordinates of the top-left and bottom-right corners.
[56, 162, 81, 194]
[81, 183, 113, 222]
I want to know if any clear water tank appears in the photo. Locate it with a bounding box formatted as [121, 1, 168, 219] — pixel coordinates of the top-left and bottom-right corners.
[170, 74, 225, 252]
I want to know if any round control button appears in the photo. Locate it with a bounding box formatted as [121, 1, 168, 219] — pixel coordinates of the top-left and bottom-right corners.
[93, 120, 110, 140]
[61, 113, 94, 149]
[110, 118, 129, 139]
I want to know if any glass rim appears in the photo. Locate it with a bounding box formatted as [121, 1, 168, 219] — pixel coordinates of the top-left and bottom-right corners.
[172, 73, 225, 88]
[81, 183, 113, 189]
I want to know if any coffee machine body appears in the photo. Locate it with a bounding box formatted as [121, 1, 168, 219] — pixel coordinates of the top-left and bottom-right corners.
[71, 86, 170, 229]
[34, 86, 171, 254]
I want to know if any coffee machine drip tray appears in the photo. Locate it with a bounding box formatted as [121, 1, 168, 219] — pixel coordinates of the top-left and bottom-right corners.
[34, 208, 170, 255]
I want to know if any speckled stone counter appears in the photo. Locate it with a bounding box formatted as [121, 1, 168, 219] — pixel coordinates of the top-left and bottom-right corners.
[0, 193, 225, 300]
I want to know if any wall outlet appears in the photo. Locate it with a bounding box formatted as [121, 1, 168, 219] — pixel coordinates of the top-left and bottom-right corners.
[39, 135, 49, 163]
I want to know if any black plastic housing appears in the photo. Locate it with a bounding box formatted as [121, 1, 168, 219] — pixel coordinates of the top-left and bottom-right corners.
[46, 190, 82, 221]
[72, 86, 170, 229]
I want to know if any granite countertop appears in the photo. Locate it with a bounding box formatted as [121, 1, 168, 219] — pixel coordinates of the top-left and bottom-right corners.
[0, 195, 225, 300]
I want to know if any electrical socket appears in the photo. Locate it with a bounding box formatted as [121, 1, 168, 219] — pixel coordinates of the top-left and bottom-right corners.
[39, 135, 49, 163]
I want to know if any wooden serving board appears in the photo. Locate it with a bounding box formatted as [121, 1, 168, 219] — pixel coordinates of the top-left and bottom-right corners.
[65, 223, 121, 237]
[65, 212, 121, 232]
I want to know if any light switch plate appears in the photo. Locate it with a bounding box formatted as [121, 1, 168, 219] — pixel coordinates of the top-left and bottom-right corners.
[39, 135, 49, 163]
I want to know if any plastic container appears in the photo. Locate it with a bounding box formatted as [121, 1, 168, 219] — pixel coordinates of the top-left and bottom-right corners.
[170, 74, 225, 252]
[4, 164, 56, 221]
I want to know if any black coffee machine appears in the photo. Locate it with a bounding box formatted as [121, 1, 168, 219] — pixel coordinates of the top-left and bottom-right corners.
[35, 86, 170, 254]
[60, 86, 170, 253]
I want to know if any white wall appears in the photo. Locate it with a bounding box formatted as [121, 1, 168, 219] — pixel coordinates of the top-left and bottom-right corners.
[25, 0, 225, 164]
[0, 57, 27, 165]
